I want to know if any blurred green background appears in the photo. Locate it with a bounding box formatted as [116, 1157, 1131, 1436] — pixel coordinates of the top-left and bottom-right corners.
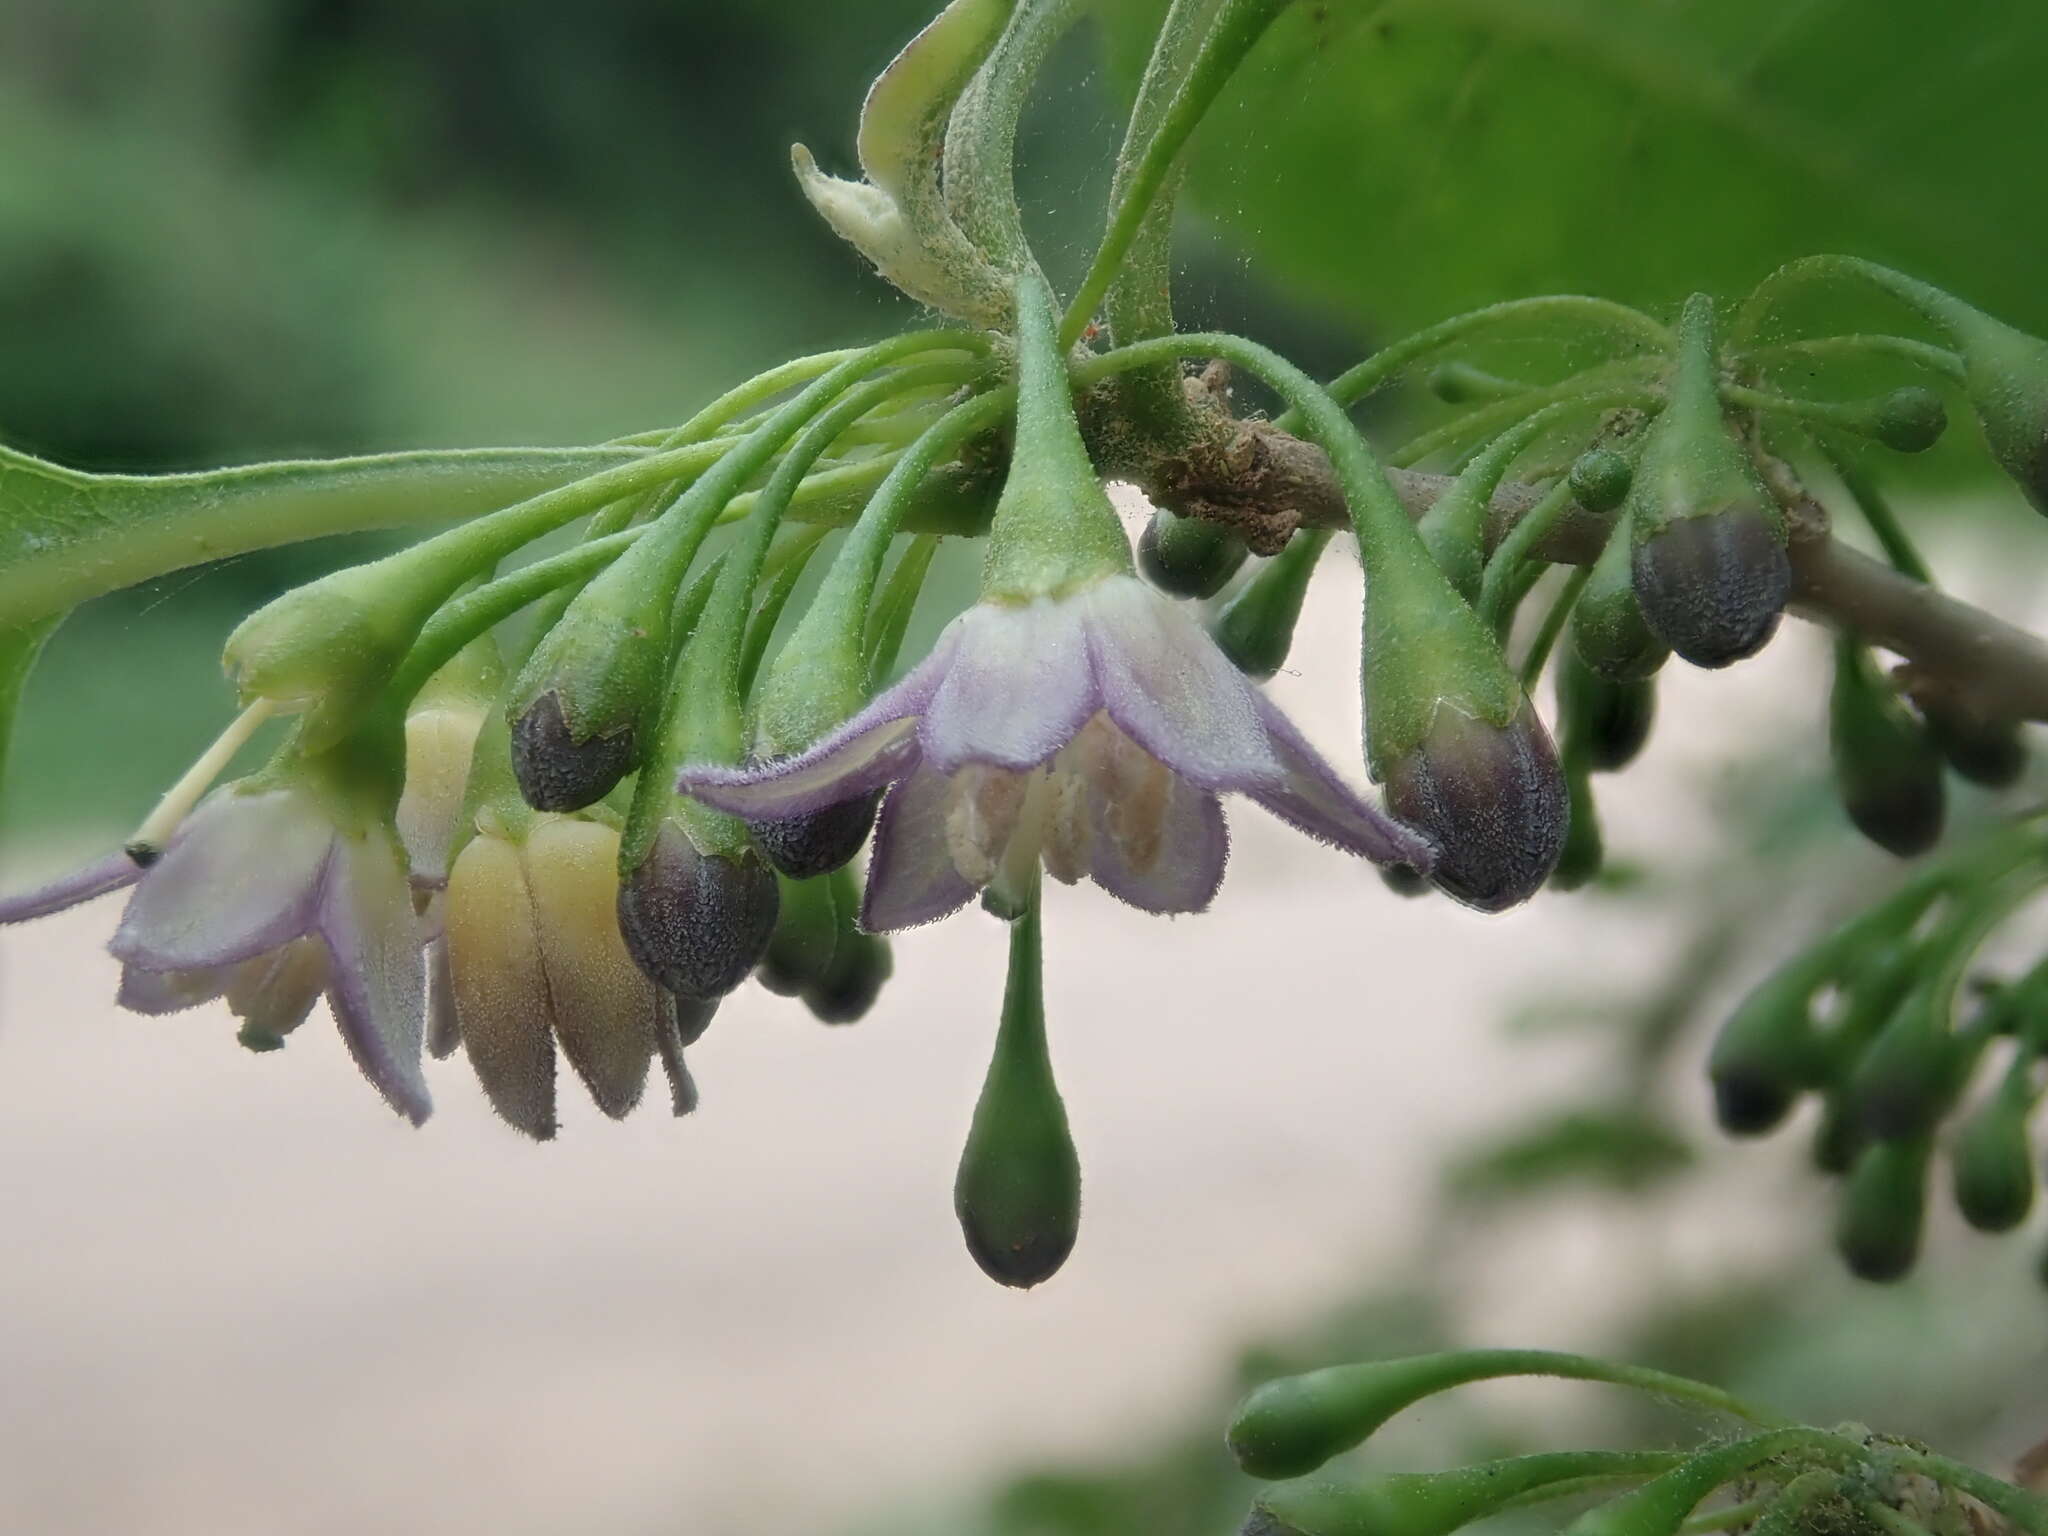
[5, 4, 2048, 1533]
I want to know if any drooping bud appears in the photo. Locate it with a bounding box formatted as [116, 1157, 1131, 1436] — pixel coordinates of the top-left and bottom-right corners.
[1870, 385, 1948, 454]
[1810, 1087, 1864, 1175]
[1571, 510, 1670, 682]
[1249, 1453, 1677, 1536]
[804, 926, 895, 1025]
[1835, 1134, 1931, 1281]
[509, 690, 642, 815]
[757, 870, 840, 997]
[1380, 863, 1431, 899]
[1828, 635, 1945, 858]
[1549, 760, 1602, 891]
[1708, 964, 1828, 1136]
[1921, 695, 2027, 788]
[1137, 508, 1249, 599]
[1212, 529, 1330, 681]
[1628, 294, 1791, 668]
[1568, 447, 1634, 515]
[1922, 296, 2048, 511]
[1557, 650, 1655, 773]
[955, 904, 1080, 1288]
[1951, 1070, 2037, 1232]
[617, 819, 781, 1001]
[1380, 699, 1569, 913]
[1847, 975, 1979, 1141]
[748, 786, 883, 880]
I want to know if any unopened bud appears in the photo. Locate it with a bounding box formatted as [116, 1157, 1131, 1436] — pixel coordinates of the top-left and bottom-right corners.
[1631, 505, 1790, 669]
[1835, 1134, 1930, 1281]
[1922, 696, 2027, 788]
[1571, 512, 1669, 682]
[1250, 1453, 1661, 1536]
[804, 930, 894, 1025]
[1557, 650, 1655, 773]
[758, 872, 839, 997]
[1137, 508, 1249, 600]
[1829, 637, 1944, 858]
[1708, 966, 1826, 1137]
[1568, 447, 1633, 515]
[1212, 530, 1329, 681]
[749, 788, 882, 880]
[1870, 385, 1948, 454]
[509, 690, 640, 814]
[1848, 983, 1976, 1141]
[1951, 1077, 2036, 1232]
[1380, 863, 1431, 899]
[617, 820, 780, 1001]
[1549, 763, 1602, 892]
[1381, 699, 1568, 912]
[1939, 302, 2048, 512]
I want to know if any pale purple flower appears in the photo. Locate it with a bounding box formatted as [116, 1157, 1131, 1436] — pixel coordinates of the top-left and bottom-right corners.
[680, 574, 1434, 930]
[0, 781, 430, 1123]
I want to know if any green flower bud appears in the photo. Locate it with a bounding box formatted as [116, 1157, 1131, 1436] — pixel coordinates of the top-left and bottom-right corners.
[1828, 636, 1945, 858]
[1870, 386, 1948, 454]
[1709, 965, 1828, 1137]
[1557, 650, 1656, 773]
[1138, 508, 1249, 599]
[1951, 1072, 2036, 1232]
[758, 870, 840, 997]
[1922, 697, 2027, 789]
[1381, 698, 1569, 913]
[1810, 1087, 1865, 1175]
[956, 904, 1080, 1288]
[1380, 863, 1431, 899]
[1835, 1134, 1931, 1282]
[616, 819, 781, 1002]
[1250, 1453, 1678, 1536]
[1569, 447, 1634, 515]
[1847, 979, 1977, 1141]
[803, 927, 894, 1025]
[1628, 295, 1790, 668]
[1571, 510, 1670, 683]
[1550, 760, 1603, 892]
[1212, 529, 1330, 681]
[1936, 302, 2048, 512]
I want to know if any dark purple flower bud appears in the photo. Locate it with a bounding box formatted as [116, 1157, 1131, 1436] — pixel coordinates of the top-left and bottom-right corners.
[1137, 508, 1249, 600]
[748, 787, 882, 880]
[1556, 650, 1655, 773]
[1630, 506, 1791, 669]
[1921, 696, 2027, 788]
[617, 821, 781, 1001]
[1381, 700, 1567, 913]
[1379, 863, 1431, 899]
[510, 690, 638, 813]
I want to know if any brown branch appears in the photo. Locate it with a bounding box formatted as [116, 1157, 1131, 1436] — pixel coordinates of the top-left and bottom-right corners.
[1139, 421, 2048, 724]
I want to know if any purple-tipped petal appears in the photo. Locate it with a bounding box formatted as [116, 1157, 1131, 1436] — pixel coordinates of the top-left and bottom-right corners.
[861, 757, 977, 932]
[111, 788, 332, 970]
[1081, 577, 1282, 789]
[917, 598, 1096, 773]
[0, 851, 140, 925]
[1089, 779, 1229, 915]
[225, 938, 328, 1041]
[117, 963, 229, 1016]
[1245, 695, 1438, 869]
[683, 718, 919, 822]
[318, 831, 430, 1125]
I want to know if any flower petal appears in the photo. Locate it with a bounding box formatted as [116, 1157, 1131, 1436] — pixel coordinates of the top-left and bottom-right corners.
[111, 787, 332, 970]
[319, 828, 431, 1126]
[117, 962, 229, 1016]
[425, 937, 462, 1060]
[225, 938, 328, 1041]
[1244, 694, 1437, 869]
[0, 851, 140, 925]
[861, 756, 977, 932]
[526, 817, 657, 1121]
[1081, 577, 1282, 789]
[917, 598, 1096, 772]
[1089, 783, 1229, 915]
[445, 834, 554, 1138]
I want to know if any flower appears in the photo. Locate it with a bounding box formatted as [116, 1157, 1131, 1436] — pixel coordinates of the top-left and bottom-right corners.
[0, 776, 431, 1123]
[679, 573, 1435, 930]
[442, 813, 672, 1139]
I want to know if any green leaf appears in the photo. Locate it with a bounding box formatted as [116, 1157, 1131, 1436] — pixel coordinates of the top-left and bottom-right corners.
[0, 442, 640, 630]
[1098, 0, 2048, 335]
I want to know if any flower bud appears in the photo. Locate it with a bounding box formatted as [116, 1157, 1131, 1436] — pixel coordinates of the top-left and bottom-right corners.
[1847, 982, 1976, 1141]
[1627, 294, 1790, 668]
[1557, 650, 1655, 773]
[1921, 696, 2027, 788]
[757, 871, 839, 997]
[1708, 966, 1826, 1136]
[803, 929, 894, 1025]
[956, 907, 1079, 1288]
[1870, 385, 1948, 454]
[1570, 511, 1669, 682]
[1380, 862, 1431, 899]
[617, 819, 781, 1001]
[1951, 1076, 2036, 1232]
[509, 690, 641, 815]
[1810, 1087, 1864, 1175]
[1137, 509, 1250, 599]
[1828, 637, 1945, 858]
[1835, 1134, 1930, 1281]
[1212, 530, 1328, 681]
[748, 787, 882, 880]
[1250, 1453, 1670, 1536]
[1381, 699, 1568, 913]
[1935, 301, 2048, 511]
[1568, 447, 1634, 515]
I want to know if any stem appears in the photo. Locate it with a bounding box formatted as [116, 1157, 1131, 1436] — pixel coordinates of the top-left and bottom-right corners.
[1518, 565, 1592, 689]
[1479, 478, 1596, 632]
[1722, 383, 1892, 437]
[1387, 360, 1662, 468]
[1060, 0, 1293, 349]
[1823, 449, 1934, 584]
[123, 696, 280, 860]
[1738, 334, 1964, 382]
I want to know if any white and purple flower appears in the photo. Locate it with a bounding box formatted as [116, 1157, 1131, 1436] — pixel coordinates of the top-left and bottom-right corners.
[680, 574, 1435, 930]
[0, 777, 430, 1123]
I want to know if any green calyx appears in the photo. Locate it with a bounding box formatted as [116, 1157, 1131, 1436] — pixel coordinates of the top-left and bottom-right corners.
[978, 274, 1135, 603]
[1213, 527, 1331, 681]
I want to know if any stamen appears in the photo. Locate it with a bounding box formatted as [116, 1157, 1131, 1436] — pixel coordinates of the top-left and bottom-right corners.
[125, 697, 280, 865]
[944, 765, 1028, 887]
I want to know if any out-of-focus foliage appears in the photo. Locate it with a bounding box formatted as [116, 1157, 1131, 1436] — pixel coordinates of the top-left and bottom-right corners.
[1096, 0, 2048, 337]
